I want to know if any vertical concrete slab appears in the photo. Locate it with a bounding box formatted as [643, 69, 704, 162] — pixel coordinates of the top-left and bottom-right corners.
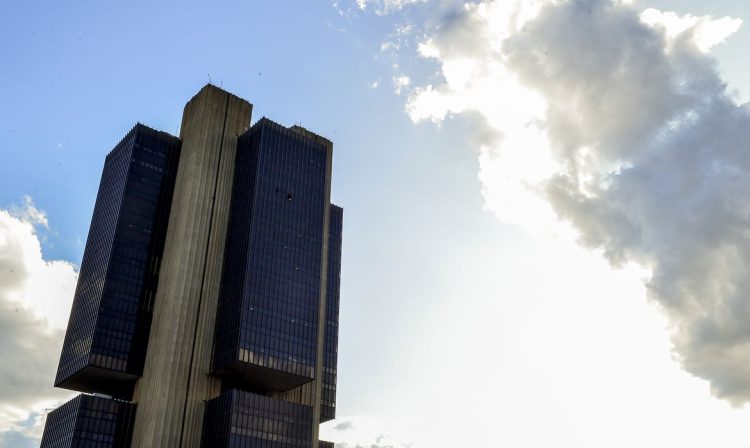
[309, 134, 333, 448]
[180, 91, 251, 448]
[131, 85, 251, 448]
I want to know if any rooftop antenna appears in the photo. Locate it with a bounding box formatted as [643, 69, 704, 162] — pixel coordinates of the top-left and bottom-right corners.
[207, 73, 213, 85]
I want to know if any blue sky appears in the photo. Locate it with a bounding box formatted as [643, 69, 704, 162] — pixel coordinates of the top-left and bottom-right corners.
[1, 0, 407, 263]
[4, 0, 750, 447]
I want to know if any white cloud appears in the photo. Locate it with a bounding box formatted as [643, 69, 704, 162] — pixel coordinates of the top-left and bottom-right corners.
[392, 75, 411, 95]
[321, 416, 415, 448]
[641, 8, 742, 52]
[406, 0, 750, 405]
[0, 197, 77, 443]
[406, 1, 558, 229]
[9, 195, 48, 229]
[356, 0, 426, 16]
[380, 22, 416, 53]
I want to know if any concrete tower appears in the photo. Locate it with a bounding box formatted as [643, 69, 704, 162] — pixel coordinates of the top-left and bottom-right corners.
[41, 85, 342, 448]
[131, 85, 251, 447]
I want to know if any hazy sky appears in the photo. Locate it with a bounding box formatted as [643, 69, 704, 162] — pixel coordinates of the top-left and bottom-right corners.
[3, 0, 750, 447]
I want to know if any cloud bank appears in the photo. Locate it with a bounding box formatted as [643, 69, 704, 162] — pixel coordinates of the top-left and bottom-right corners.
[407, 0, 750, 405]
[0, 197, 77, 444]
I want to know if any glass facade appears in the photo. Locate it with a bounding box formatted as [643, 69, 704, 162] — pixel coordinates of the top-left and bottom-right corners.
[55, 124, 181, 398]
[213, 118, 330, 392]
[201, 389, 313, 448]
[40, 394, 136, 448]
[321, 205, 342, 423]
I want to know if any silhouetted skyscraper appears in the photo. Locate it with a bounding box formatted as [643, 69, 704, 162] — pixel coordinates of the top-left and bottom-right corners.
[41, 85, 342, 448]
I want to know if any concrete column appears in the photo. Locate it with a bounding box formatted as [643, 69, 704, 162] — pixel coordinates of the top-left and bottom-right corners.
[131, 85, 252, 448]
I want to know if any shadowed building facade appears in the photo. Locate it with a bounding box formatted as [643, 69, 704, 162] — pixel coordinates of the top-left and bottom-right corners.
[41, 85, 342, 448]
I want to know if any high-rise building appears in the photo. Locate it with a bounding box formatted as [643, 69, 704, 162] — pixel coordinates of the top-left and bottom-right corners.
[41, 85, 342, 448]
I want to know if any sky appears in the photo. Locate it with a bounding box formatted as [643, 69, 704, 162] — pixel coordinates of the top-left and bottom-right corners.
[3, 0, 750, 446]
